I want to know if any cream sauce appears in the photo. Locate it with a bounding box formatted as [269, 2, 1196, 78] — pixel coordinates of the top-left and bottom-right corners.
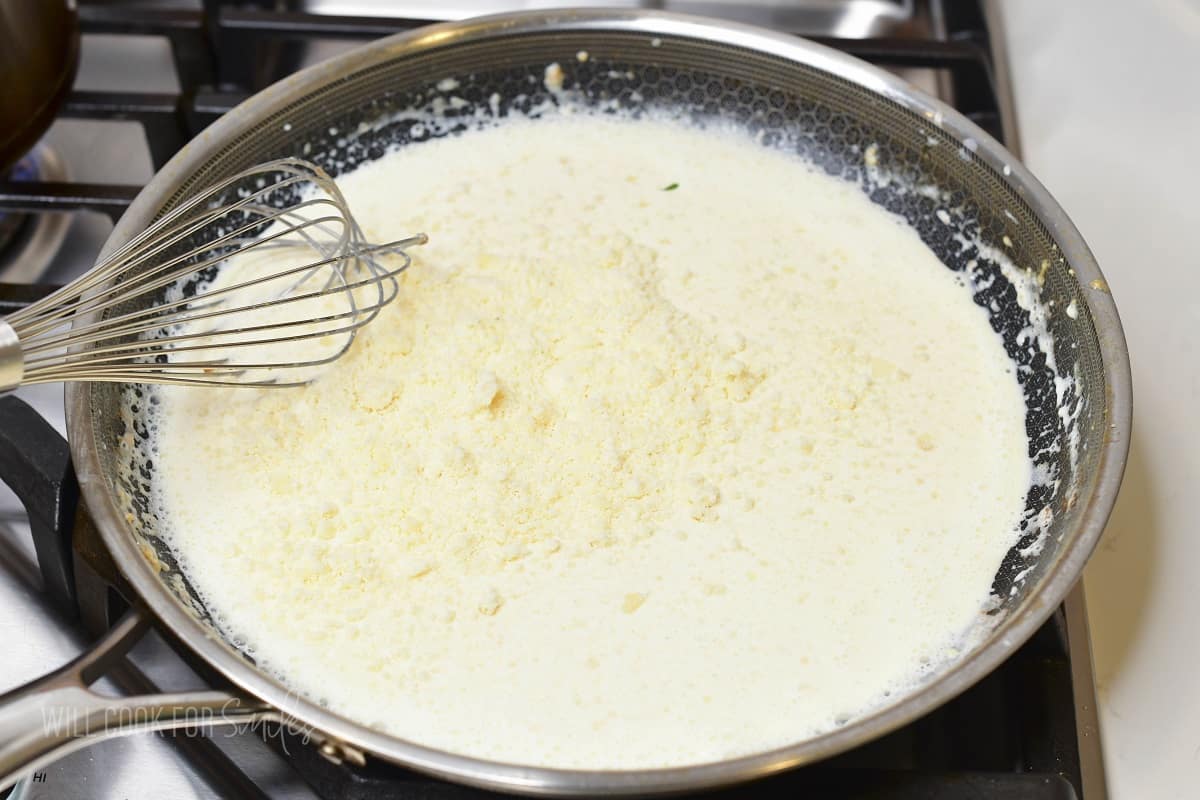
[149, 115, 1031, 768]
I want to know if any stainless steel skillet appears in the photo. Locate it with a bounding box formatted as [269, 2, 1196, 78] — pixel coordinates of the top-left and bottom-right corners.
[0, 8, 1131, 795]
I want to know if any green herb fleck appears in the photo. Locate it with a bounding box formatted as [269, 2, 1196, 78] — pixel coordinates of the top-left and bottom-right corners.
[661, 182, 679, 192]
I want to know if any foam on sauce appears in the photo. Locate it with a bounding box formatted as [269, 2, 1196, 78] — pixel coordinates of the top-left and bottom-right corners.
[147, 114, 1032, 768]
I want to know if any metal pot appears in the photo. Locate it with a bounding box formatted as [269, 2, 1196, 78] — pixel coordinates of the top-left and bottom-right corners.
[0, 0, 79, 173]
[0, 9, 1131, 795]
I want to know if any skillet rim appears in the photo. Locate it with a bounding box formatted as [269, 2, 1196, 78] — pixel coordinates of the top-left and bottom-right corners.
[65, 8, 1133, 795]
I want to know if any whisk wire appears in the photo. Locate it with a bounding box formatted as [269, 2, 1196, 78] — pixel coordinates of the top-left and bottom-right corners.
[20, 244, 409, 367]
[9, 210, 350, 344]
[9, 170, 323, 326]
[0, 158, 425, 392]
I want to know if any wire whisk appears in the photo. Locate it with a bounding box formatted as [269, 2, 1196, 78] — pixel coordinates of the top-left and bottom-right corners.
[0, 158, 426, 391]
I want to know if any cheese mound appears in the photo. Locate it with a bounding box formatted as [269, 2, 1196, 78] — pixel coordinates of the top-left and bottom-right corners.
[150, 115, 1031, 769]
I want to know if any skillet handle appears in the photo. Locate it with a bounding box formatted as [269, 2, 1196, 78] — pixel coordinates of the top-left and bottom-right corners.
[0, 395, 78, 613]
[0, 608, 279, 791]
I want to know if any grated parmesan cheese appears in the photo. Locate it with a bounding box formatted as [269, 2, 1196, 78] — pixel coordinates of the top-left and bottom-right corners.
[149, 115, 1031, 769]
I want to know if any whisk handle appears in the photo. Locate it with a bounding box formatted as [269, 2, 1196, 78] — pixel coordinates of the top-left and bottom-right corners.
[0, 320, 21, 393]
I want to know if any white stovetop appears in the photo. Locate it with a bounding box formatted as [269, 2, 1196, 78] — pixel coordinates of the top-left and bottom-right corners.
[997, 2, 1200, 798]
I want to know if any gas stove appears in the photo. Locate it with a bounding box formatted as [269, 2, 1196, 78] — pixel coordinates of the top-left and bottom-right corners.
[0, 2, 1104, 798]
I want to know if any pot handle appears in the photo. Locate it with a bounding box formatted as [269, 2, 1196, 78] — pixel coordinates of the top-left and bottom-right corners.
[0, 608, 280, 791]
